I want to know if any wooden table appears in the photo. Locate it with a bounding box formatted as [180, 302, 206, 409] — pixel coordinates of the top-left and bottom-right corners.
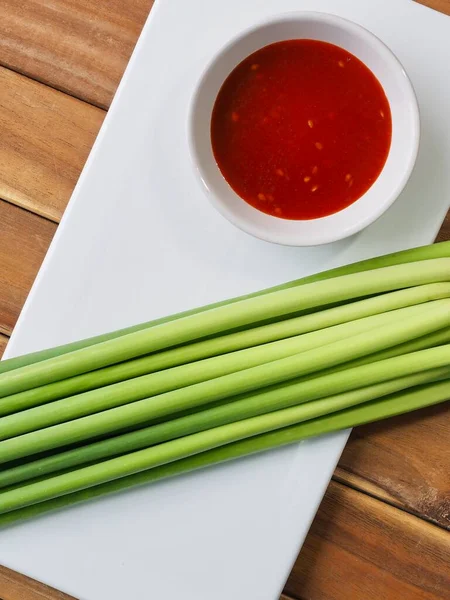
[0, 1, 449, 598]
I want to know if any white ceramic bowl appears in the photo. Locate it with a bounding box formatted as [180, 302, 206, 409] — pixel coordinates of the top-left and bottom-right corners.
[188, 12, 420, 246]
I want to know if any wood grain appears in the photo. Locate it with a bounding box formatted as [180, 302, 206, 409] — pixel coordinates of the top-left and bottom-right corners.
[436, 210, 450, 242]
[337, 403, 450, 529]
[0, 0, 153, 109]
[0, 66, 104, 222]
[0, 335, 8, 359]
[0, 565, 75, 600]
[285, 480, 450, 600]
[0, 200, 56, 336]
[417, 0, 450, 15]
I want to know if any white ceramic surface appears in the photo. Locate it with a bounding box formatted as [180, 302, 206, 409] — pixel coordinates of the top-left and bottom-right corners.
[189, 12, 420, 246]
[1, 1, 449, 600]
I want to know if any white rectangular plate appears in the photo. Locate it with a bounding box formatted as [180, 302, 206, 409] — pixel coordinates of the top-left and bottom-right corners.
[1, 1, 449, 599]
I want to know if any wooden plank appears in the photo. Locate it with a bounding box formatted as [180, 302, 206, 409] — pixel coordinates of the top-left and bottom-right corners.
[436, 210, 450, 242]
[0, 0, 153, 109]
[0, 565, 75, 600]
[0, 66, 104, 222]
[416, 0, 450, 16]
[0, 200, 56, 336]
[284, 480, 450, 600]
[0, 335, 8, 359]
[336, 403, 450, 529]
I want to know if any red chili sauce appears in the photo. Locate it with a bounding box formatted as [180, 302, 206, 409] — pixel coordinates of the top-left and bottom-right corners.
[211, 40, 392, 220]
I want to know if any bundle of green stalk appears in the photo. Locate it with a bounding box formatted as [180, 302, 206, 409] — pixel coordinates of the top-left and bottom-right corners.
[1, 242, 450, 528]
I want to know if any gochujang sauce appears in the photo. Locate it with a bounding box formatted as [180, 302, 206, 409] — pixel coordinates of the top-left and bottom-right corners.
[211, 39, 392, 220]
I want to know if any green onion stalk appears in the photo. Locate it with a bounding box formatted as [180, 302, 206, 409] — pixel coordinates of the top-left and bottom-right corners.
[2, 241, 449, 376]
[3, 282, 449, 416]
[0, 377, 449, 526]
[1, 307, 449, 464]
[1, 258, 449, 398]
[0, 301, 437, 437]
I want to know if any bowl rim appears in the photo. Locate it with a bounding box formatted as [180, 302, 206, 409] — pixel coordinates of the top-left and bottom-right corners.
[187, 11, 421, 247]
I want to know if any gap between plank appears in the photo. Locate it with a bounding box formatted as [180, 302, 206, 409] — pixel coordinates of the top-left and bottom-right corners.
[0, 195, 60, 227]
[0, 60, 108, 111]
[333, 471, 450, 532]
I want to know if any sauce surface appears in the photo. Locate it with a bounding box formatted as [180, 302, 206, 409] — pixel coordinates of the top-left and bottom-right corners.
[211, 39, 392, 220]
